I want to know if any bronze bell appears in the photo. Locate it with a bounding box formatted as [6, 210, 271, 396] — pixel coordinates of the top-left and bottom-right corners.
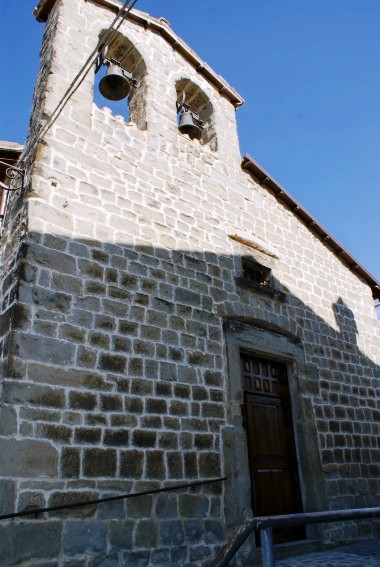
[99, 63, 132, 101]
[178, 110, 202, 140]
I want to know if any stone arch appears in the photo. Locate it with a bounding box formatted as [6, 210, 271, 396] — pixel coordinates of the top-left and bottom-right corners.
[175, 78, 217, 150]
[95, 31, 147, 130]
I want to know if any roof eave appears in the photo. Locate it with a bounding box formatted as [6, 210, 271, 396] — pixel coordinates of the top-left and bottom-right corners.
[242, 155, 380, 301]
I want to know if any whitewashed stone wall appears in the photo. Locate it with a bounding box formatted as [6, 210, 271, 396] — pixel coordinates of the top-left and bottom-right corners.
[0, 0, 379, 565]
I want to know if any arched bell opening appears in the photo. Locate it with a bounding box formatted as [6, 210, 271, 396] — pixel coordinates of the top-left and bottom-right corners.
[94, 31, 147, 130]
[175, 79, 217, 150]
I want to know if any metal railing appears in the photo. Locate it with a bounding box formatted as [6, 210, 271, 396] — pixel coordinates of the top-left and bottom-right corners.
[209, 507, 380, 567]
[0, 476, 226, 521]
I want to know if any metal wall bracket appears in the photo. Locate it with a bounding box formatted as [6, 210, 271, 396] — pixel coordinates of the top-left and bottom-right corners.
[0, 160, 25, 192]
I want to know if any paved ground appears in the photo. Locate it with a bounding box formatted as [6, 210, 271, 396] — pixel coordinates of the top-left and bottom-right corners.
[274, 539, 380, 566]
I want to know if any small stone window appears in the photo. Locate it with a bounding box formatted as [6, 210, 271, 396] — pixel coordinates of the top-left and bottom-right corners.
[241, 256, 271, 287]
[235, 255, 285, 300]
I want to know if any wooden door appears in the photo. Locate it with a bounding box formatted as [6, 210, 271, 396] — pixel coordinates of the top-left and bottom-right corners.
[241, 353, 305, 543]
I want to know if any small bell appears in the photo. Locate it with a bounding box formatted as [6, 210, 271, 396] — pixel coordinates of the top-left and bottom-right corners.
[99, 63, 132, 101]
[178, 109, 202, 140]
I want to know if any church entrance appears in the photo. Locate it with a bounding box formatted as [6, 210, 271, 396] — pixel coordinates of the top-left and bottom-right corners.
[241, 352, 306, 544]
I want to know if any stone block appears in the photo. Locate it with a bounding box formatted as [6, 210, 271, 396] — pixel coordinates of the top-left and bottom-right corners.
[0, 522, 61, 566]
[3, 381, 66, 408]
[170, 400, 188, 416]
[132, 430, 156, 448]
[69, 390, 97, 410]
[98, 353, 126, 374]
[13, 333, 75, 365]
[194, 434, 214, 450]
[63, 520, 107, 555]
[0, 479, 15, 515]
[30, 286, 72, 314]
[167, 452, 183, 479]
[158, 432, 178, 450]
[61, 447, 80, 478]
[120, 450, 144, 478]
[89, 553, 119, 567]
[151, 548, 171, 565]
[36, 423, 72, 443]
[134, 519, 158, 548]
[48, 491, 98, 517]
[146, 398, 167, 414]
[122, 550, 150, 566]
[159, 361, 177, 382]
[170, 545, 188, 565]
[204, 519, 225, 543]
[103, 429, 129, 446]
[97, 497, 125, 520]
[141, 416, 162, 429]
[179, 494, 209, 518]
[75, 427, 102, 444]
[184, 519, 203, 543]
[108, 520, 133, 548]
[126, 495, 153, 518]
[26, 243, 76, 275]
[159, 520, 184, 546]
[125, 397, 144, 414]
[100, 394, 123, 412]
[83, 449, 117, 477]
[155, 493, 178, 519]
[190, 544, 211, 560]
[0, 405, 17, 435]
[146, 451, 165, 480]
[131, 379, 153, 396]
[0, 438, 58, 477]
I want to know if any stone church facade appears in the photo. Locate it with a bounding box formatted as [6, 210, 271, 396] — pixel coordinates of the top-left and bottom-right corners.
[0, 0, 379, 565]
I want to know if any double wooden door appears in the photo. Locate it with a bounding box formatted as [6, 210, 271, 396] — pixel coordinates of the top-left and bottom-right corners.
[241, 353, 305, 543]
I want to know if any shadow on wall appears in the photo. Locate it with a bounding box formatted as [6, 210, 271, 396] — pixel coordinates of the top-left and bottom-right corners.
[2, 234, 379, 479]
[0, 230, 379, 565]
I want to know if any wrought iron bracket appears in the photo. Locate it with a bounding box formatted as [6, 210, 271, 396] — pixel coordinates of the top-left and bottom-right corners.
[0, 160, 25, 192]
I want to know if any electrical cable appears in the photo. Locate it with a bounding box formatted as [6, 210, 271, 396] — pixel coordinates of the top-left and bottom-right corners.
[19, 0, 139, 169]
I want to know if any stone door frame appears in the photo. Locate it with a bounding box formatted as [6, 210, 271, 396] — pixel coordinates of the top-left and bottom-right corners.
[222, 320, 327, 542]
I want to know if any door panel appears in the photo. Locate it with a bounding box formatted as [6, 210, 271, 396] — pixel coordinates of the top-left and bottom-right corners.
[241, 354, 305, 544]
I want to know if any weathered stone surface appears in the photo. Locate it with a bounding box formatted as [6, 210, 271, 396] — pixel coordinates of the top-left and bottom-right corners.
[108, 520, 133, 548]
[134, 519, 158, 548]
[126, 495, 153, 519]
[63, 521, 107, 555]
[0, 479, 15, 515]
[159, 520, 184, 545]
[3, 381, 66, 408]
[61, 447, 80, 478]
[0, 522, 61, 566]
[0, 438, 58, 477]
[48, 491, 98, 517]
[179, 494, 209, 518]
[155, 493, 178, 518]
[83, 449, 117, 477]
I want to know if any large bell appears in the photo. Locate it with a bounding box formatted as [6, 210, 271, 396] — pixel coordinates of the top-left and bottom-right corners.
[99, 63, 131, 101]
[178, 110, 202, 140]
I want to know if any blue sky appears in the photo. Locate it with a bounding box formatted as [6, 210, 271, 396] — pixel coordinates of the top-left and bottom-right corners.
[1, 0, 379, 285]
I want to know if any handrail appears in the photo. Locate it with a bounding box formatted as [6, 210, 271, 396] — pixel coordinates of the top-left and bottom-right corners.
[0, 476, 226, 521]
[209, 506, 380, 567]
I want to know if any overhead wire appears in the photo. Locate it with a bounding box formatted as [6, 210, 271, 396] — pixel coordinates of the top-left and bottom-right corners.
[20, 0, 139, 168]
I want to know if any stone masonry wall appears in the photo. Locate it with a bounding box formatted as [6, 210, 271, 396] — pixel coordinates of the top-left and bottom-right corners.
[0, 0, 379, 565]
